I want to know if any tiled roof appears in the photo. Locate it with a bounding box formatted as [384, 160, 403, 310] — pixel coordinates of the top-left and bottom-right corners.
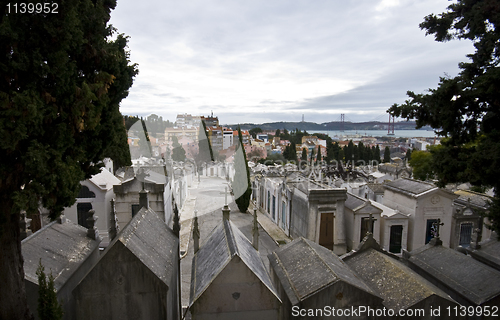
[268, 238, 377, 305]
[22, 220, 100, 290]
[190, 219, 278, 305]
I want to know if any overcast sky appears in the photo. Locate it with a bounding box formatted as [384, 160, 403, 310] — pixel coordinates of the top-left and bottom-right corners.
[110, 0, 473, 125]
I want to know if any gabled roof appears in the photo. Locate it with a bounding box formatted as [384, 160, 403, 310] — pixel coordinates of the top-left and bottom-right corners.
[190, 219, 278, 306]
[385, 178, 437, 196]
[89, 168, 121, 191]
[345, 192, 383, 215]
[268, 237, 378, 305]
[408, 242, 500, 305]
[111, 207, 178, 285]
[343, 235, 454, 311]
[22, 219, 100, 290]
[454, 189, 492, 209]
[467, 236, 500, 272]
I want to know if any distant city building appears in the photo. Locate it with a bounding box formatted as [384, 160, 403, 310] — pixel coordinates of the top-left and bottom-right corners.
[200, 113, 219, 127]
[175, 113, 201, 128]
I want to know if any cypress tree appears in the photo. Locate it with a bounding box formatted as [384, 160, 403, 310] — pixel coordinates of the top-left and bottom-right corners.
[36, 260, 63, 320]
[0, 1, 137, 317]
[384, 146, 391, 163]
[234, 127, 252, 213]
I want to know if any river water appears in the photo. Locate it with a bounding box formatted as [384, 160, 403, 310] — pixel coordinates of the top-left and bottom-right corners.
[308, 129, 438, 138]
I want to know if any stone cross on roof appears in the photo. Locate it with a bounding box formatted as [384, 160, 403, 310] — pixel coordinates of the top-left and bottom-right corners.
[366, 213, 376, 237]
[220, 186, 231, 206]
[136, 167, 150, 190]
[432, 218, 444, 238]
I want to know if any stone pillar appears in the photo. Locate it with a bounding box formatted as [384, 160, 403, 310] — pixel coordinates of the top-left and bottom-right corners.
[86, 210, 100, 241]
[193, 211, 200, 253]
[334, 199, 346, 255]
[470, 228, 482, 250]
[109, 199, 119, 241]
[222, 205, 230, 221]
[252, 205, 259, 250]
[139, 189, 149, 210]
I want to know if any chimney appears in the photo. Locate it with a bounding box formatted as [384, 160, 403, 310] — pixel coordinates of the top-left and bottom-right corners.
[222, 204, 230, 221]
[139, 189, 149, 210]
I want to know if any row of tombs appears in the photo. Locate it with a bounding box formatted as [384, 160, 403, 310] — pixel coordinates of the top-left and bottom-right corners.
[22, 190, 500, 320]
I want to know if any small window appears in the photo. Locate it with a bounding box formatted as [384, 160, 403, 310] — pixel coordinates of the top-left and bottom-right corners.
[77, 203, 93, 228]
[389, 225, 403, 254]
[459, 222, 474, 247]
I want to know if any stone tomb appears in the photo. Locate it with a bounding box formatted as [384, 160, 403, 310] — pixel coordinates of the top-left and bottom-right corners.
[343, 234, 459, 319]
[405, 238, 500, 307]
[189, 219, 280, 320]
[73, 207, 180, 320]
[22, 216, 101, 320]
[268, 237, 384, 319]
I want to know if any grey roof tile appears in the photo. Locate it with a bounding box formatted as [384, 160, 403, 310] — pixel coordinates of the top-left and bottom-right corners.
[190, 219, 278, 305]
[409, 244, 500, 305]
[268, 238, 377, 305]
[385, 178, 436, 196]
[116, 207, 178, 285]
[344, 248, 454, 311]
[22, 220, 100, 290]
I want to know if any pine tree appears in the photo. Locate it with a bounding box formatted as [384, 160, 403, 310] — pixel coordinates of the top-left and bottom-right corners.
[36, 260, 63, 320]
[290, 141, 298, 162]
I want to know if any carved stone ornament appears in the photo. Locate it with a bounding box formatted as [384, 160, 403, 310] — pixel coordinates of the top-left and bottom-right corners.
[431, 195, 440, 204]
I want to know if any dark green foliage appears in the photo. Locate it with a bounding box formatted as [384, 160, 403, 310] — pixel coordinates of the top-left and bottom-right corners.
[0, 1, 137, 317]
[0, 0, 137, 218]
[289, 141, 298, 162]
[171, 136, 186, 162]
[388, 0, 500, 234]
[383, 146, 391, 163]
[409, 150, 435, 181]
[249, 127, 263, 138]
[301, 148, 308, 161]
[234, 127, 251, 213]
[282, 144, 296, 161]
[37, 260, 63, 320]
[375, 145, 381, 163]
[406, 148, 412, 163]
[259, 153, 286, 165]
[316, 145, 321, 164]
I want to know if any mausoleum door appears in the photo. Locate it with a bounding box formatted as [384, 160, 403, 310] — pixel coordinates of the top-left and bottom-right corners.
[319, 212, 334, 250]
[389, 225, 403, 253]
[77, 202, 93, 228]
